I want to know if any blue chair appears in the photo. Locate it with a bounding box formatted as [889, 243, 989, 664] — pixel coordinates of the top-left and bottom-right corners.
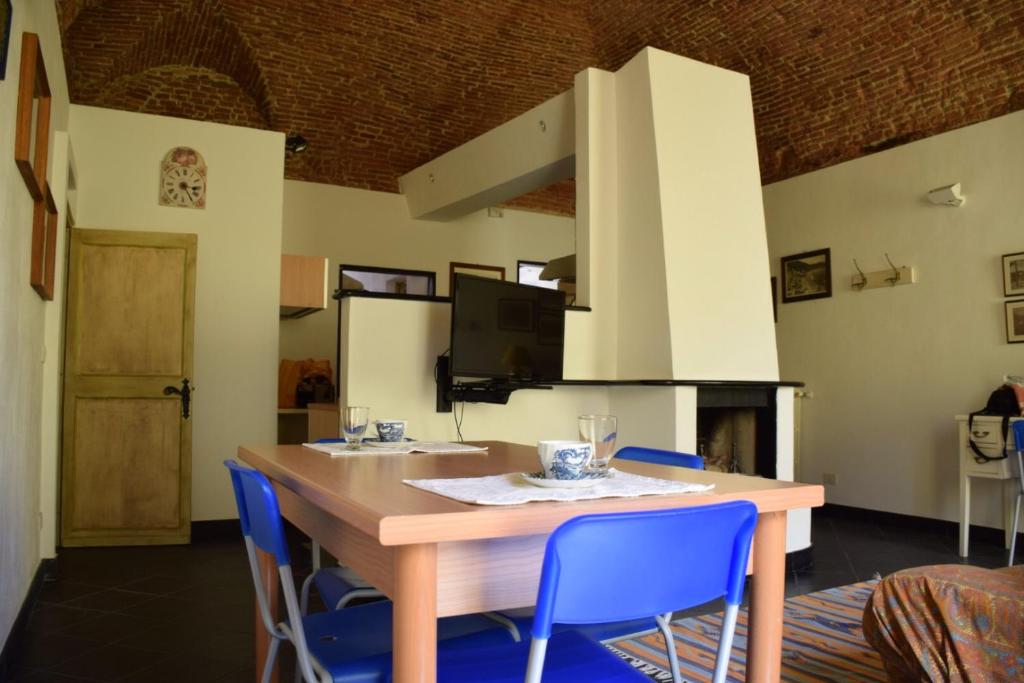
[615, 446, 704, 470]
[224, 460, 517, 682]
[302, 553, 382, 613]
[300, 439, 386, 613]
[434, 501, 758, 683]
[1010, 420, 1024, 566]
[495, 446, 705, 643]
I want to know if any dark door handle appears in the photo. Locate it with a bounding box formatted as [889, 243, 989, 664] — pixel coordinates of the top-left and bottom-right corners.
[164, 378, 193, 419]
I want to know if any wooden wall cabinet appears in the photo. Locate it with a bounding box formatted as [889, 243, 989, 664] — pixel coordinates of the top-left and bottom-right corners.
[281, 254, 328, 318]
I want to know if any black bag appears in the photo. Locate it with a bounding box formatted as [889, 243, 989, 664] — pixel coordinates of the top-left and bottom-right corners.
[967, 385, 1022, 462]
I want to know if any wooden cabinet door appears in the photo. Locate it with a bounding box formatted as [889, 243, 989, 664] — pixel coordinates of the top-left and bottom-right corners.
[61, 229, 197, 546]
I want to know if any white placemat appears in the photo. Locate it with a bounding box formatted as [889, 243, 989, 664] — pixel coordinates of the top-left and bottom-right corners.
[303, 441, 488, 457]
[403, 469, 714, 505]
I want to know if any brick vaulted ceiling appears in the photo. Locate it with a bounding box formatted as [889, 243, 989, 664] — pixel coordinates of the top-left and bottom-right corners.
[57, 1, 1024, 217]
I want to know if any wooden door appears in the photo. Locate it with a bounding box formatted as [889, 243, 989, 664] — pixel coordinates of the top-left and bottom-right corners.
[61, 229, 197, 546]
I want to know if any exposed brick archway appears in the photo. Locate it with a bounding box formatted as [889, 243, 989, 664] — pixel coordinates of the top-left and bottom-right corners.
[61, 0, 275, 128]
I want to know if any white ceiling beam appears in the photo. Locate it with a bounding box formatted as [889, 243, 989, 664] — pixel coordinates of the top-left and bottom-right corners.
[398, 91, 574, 221]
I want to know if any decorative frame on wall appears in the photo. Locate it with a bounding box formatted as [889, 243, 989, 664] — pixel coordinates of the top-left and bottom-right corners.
[1007, 300, 1024, 344]
[14, 32, 51, 202]
[0, 1, 12, 81]
[781, 248, 832, 303]
[1002, 252, 1024, 298]
[30, 183, 58, 300]
[159, 146, 207, 209]
[449, 262, 505, 295]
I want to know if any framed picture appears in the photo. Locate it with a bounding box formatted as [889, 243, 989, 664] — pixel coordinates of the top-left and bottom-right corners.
[781, 248, 832, 303]
[517, 259, 558, 290]
[1002, 252, 1024, 297]
[1, 1, 12, 81]
[14, 32, 51, 201]
[1007, 300, 1024, 344]
[29, 182, 58, 300]
[449, 262, 505, 295]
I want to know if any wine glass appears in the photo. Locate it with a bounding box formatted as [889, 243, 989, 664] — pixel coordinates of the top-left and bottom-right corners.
[342, 406, 370, 450]
[579, 414, 618, 470]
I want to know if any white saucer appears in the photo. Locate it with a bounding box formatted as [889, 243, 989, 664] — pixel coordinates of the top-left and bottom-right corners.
[520, 470, 613, 489]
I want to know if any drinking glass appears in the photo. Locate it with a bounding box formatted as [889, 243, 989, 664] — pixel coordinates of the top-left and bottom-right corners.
[578, 414, 618, 470]
[342, 406, 370, 449]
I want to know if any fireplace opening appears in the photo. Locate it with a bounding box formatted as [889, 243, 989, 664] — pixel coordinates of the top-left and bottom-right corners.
[697, 387, 777, 479]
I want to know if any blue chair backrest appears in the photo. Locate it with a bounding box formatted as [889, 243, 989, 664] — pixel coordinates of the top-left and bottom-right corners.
[531, 501, 757, 639]
[616, 446, 704, 470]
[224, 460, 291, 566]
[1015, 420, 1024, 453]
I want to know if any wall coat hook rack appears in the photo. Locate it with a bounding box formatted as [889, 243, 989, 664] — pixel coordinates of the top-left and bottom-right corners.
[852, 259, 867, 290]
[850, 254, 917, 291]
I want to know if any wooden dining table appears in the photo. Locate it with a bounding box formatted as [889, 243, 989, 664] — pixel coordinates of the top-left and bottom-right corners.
[238, 441, 824, 683]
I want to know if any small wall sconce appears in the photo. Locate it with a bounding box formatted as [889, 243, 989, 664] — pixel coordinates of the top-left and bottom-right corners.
[926, 182, 965, 207]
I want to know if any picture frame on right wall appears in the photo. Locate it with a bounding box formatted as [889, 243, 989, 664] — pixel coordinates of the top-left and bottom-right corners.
[1006, 300, 1024, 344]
[781, 248, 832, 303]
[1002, 251, 1024, 297]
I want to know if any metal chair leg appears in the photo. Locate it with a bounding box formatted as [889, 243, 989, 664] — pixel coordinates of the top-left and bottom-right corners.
[261, 636, 282, 683]
[656, 612, 681, 683]
[299, 573, 315, 615]
[1010, 493, 1021, 566]
[713, 603, 740, 683]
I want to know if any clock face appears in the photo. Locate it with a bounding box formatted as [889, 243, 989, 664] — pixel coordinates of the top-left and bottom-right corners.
[161, 164, 206, 208]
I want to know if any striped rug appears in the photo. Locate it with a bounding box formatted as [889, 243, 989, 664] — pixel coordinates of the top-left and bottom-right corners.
[607, 580, 884, 682]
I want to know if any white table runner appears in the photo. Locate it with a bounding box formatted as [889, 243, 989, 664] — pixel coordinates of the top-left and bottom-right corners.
[304, 441, 488, 457]
[403, 469, 714, 506]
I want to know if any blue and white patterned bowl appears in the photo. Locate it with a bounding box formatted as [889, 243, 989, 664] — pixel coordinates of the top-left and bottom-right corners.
[537, 440, 593, 480]
[375, 420, 407, 442]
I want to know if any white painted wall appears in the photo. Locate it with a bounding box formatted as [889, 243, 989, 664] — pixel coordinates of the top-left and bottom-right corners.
[278, 180, 575, 363]
[0, 0, 70, 647]
[610, 51, 674, 379]
[38, 131, 75, 560]
[765, 111, 1024, 528]
[647, 50, 778, 381]
[571, 69, 618, 378]
[67, 105, 283, 521]
[341, 297, 609, 443]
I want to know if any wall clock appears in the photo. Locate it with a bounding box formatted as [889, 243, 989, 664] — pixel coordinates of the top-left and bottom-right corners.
[159, 146, 207, 209]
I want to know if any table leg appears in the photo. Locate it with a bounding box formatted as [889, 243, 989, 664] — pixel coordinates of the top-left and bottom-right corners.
[959, 474, 971, 557]
[255, 547, 280, 683]
[746, 511, 787, 683]
[393, 543, 438, 683]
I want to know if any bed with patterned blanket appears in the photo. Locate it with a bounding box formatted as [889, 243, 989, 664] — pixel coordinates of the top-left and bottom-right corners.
[862, 564, 1024, 682]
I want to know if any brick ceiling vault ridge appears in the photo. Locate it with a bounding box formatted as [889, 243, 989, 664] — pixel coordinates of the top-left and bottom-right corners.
[54, 0, 1024, 217]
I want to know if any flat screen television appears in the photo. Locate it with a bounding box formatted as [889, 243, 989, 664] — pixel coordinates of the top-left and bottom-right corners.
[450, 274, 565, 382]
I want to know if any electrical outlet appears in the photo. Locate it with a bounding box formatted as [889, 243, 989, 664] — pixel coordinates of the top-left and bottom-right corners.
[822, 473, 837, 486]
[487, 207, 504, 218]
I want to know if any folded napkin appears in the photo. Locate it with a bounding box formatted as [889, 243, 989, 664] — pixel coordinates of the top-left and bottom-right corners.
[403, 469, 714, 506]
[304, 441, 488, 457]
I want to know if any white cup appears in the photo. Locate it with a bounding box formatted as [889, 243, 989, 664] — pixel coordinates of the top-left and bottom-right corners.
[538, 440, 593, 480]
[375, 419, 407, 442]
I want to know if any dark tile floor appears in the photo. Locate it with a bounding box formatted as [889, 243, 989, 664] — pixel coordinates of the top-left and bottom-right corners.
[5, 511, 1013, 682]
